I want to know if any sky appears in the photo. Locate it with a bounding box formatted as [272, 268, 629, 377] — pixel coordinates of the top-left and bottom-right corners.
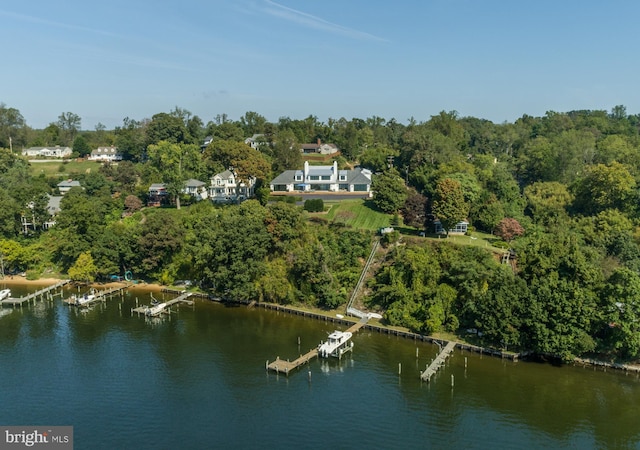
[3, 0, 640, 130]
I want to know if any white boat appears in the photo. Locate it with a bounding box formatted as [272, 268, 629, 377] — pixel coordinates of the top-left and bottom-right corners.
[74, 291, 96, 306]
[145, 302, 167, 317]
[318, 330, 353, 358]
[0, 289, 11, 301]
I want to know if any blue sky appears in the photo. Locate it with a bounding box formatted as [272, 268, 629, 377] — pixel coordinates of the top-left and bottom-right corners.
[2, 0, 640, 130]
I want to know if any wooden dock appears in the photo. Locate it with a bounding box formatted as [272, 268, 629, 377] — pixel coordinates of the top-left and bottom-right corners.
[420, 341, 456, 382]
[132, 291, 194, 317]
[1, 280, 70, 307]
[63, 284, 129, 307]
[267, 316, 369, 375]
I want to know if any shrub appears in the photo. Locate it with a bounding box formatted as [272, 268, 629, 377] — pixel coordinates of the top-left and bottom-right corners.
[304, 199, 324, 212]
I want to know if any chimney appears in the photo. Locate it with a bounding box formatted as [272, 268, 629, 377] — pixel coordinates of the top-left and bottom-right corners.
[317, 138, 321, 146]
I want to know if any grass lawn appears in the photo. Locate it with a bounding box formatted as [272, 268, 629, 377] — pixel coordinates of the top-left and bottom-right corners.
[28, 159, 101, 178]
[321, 199, 393, 231]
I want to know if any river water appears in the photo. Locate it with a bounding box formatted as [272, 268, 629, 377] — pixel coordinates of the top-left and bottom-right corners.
[0, 284, 639, 449]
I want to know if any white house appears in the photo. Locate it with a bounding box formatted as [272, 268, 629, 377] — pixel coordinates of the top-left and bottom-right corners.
[244, 134, 265, 150]
[183, 179, 208, 201]
[270, 161, 372, 193]
[88, 146, 122, 162]
[22, 146, 72, 158]
[208, 169, 255, 203]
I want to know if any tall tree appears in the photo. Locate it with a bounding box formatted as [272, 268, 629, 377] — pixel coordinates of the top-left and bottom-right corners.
[431, 178, 468, 236]
[57, 112, 82, 146]
[372, 169, 407, 214]
[146, 141, 202, 209]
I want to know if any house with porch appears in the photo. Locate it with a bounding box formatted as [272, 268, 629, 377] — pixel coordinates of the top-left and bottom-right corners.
[270, 161, 372, 193]
[148, 183, 168, 206]
[208, 169, 256, 203]
[22, 146, 72, 158]
[433, 220, 469, 235]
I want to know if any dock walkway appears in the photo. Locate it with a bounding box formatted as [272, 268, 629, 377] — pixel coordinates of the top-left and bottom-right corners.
[420, 341, 456, 382]
[132, 291, 194, 317]
[1, 280, 70, 307]
[267, 316, 369, 375]
[63, 284, 129, 307]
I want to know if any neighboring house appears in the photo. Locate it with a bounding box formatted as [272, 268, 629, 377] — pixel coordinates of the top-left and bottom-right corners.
[148, 183, 168, 206]
[22, 146, 72, 158]
[208, 169, 255, 203]
[88, 146, 122, 162]
[201, 136, 213, 151]
[300, 139, 339, 155]
[270, 161, 372, 193]
[57, 179, 81, 195]
[43, 195, 62, 229]
[244, 134, 265, 150]
[183, 178, 208, 201]
[433, 220, 469, 235]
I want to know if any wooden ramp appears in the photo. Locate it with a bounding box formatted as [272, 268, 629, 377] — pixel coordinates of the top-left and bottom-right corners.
[267, 316, 369, 375]
[1, 280, 70, 307]
[420, 341, 456, 382]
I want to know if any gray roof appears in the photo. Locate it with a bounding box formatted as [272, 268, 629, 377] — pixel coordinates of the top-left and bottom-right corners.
[271, 170, 298, 185]
[57, 180, 81, 188]
[47, 196, 63, 215]
[185, 178, 205, 187]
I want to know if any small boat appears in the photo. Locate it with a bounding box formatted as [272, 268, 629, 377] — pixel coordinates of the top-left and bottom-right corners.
[318, 330, 353, 359]
[0, 289, 11, 301]
[74, 291, 96, 306]
[145, 302, 167, 317]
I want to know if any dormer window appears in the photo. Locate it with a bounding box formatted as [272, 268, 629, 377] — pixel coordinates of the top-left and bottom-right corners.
[295, 174, 302, 181]
[339, 174, 346, 181]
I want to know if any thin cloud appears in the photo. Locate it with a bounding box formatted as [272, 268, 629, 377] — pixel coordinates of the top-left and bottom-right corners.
[0, 9, 123, 39]
[262, 0, 388, 42]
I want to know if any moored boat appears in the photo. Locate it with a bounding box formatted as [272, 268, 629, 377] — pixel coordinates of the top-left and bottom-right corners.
[318, 330, 353, 358]
[145, 302, 167, 317]
[0, 289, 11, 301]
[74, 290, 96, 306]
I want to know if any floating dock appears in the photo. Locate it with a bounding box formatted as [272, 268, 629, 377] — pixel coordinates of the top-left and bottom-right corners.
[1, 280, 70, 307]
[420, 341, 456, 382]
[132, 291, 194, 317]
[63, 284, 129, 307]
[267, 316, 369, 375]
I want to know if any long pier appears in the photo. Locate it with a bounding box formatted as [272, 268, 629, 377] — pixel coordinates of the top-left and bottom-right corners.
[1, 280, 70, 307]
[132, 291, 194, 317]
[267, 316, 369, 375]
[420, 341, 456, 382]
[63, 284, 129, 307]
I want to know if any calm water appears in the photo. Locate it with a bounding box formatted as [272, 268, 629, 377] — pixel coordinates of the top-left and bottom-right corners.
[0, 284, 639, 449]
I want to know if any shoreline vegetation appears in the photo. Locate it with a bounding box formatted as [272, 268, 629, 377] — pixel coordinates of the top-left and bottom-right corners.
[4, 275, 639, 375]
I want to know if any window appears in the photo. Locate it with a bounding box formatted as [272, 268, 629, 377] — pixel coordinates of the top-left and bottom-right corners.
[295, 174, 302, 181]
[309, 175, 320, 181]
[339, 175, 346, 181]
[321, 175, 331, 181]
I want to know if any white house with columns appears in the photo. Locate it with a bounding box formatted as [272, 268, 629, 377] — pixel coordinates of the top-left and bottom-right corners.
[270, 161, 372, 193]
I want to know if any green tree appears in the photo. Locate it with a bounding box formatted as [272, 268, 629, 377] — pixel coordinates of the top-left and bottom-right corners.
[524, 181, 572, 226]
[572, 162, 637, 216]
[57, 112, 81, 146]
[146, 112, 187, 146]
[0, 103, 27, 150]
[272, 129, 301, 172]
[72, 134, 91, 157]
[431, 178, 468, 236]
[372, 169, 407, 213]
[147, 141, 202, 209]
[68, 251, 97, 283]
